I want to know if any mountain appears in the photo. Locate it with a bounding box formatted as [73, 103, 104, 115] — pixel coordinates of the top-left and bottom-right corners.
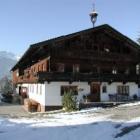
[0, 51, 17, 79]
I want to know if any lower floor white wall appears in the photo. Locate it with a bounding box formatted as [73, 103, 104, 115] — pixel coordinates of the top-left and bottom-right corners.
[16, 82, 140, 107]
[100, 82, 139, 101]
[16, 83, 46, 106]
[45, 82, 90, 106]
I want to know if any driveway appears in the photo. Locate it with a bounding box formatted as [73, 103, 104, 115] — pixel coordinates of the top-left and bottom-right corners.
[0, 103, 30, 118]
[90, 103, 140, 121]
[0, 102, 140, 120]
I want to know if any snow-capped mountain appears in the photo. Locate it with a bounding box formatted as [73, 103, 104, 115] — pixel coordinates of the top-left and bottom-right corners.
[0, 51, 19, 61]
[0, 51, 18, 79]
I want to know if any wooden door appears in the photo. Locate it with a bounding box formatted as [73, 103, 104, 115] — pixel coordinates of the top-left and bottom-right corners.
[90, 83, 100, 102]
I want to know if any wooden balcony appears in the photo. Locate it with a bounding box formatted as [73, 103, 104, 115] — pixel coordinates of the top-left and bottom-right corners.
[16, 73, 38, 84]
[37, 72, 140, 83]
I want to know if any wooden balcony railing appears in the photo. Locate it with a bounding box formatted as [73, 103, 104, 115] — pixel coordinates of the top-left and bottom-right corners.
[37, 72, 140, 83]
[16, 73, 38, 83]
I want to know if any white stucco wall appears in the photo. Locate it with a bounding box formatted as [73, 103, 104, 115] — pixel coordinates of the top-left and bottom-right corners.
[17, 81, 139, 106]
[138, 88, 140, 97]
[28, 84, 46, 105]
[44, 82, 90, 106]
[17, 83, 46, 106]
[100, 82, 139, 101]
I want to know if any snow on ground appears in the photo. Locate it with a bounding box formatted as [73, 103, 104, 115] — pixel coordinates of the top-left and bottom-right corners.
[0, 105, 140, 140]
[119, 101, 140, 107]
[0, 93, 2, 103]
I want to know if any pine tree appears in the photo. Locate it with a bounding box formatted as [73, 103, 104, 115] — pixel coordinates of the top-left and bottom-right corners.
[1, 76, 13, 94]
[62, 90, 77, 112]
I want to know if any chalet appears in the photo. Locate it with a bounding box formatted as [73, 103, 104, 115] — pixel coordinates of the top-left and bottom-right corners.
[11, 24, 140, 112]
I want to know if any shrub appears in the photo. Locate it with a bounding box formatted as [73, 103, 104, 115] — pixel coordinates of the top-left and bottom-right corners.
[133, 94, 138, 100]
[62, 90, 77, 112]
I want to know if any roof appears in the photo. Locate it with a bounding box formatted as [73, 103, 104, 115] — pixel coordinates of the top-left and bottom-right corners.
[11, 24, 140, 71]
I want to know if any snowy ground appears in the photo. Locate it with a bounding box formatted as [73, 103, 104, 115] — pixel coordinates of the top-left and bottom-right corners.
[0, 93, 2, 103]
[1, 102, 140, 140]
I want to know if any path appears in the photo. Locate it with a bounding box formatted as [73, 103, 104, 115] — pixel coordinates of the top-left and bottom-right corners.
[0, 103, 30, 118]
[0, 102, 140, 121]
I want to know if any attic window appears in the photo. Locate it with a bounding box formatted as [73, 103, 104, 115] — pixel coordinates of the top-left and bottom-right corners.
[57, 63, 65, 72]
[73, 64, 80, 73]
[136, 64, 140, 75]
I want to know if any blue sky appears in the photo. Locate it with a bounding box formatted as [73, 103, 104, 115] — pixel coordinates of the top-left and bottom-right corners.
[0, 0, 140, 56]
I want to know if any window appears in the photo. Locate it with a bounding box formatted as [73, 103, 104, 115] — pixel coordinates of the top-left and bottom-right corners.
[73, 64, 80, 73]
[40, 85, 42, 95]
[36, 84, 38, 94]
[112, 68, 117, 74]
[102, 85, 107, 93]
[42, 64, 45, 71]
[32, 85, 34, 93]
[117, 86, 129, 95]
[65, 64, 72, 72]
[92, 67, 97, 73]
[29, 85, 31, 92]
[57, 63, 65, 72]
[61, 86, 78, 96]
[125, 68, 130, 75]
[34, 67, 36, 72]
[38, 65, 41, 72]
[16, 71, 19, 77]
[136, 64, 140, 75]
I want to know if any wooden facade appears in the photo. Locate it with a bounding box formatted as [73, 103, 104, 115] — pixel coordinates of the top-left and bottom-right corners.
[11, 24, 140, 85]
[12, 58, 48, 84]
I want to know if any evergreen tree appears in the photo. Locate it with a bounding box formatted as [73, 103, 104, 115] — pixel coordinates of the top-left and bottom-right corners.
[62, 90, 77, 112]
[1, 76, 13, 94]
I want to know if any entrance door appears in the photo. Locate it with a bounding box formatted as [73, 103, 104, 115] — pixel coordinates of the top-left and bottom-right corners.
[19, 87, 28, 104]
[90, 82, 100, 102]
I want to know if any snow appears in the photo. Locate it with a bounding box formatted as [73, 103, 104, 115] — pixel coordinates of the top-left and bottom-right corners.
[0, 93, 2, 103]
[0, 107, 140, 140]
[119, 101, 140, 107]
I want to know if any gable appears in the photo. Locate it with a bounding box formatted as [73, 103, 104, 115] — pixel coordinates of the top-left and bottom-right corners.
[51, 27, 139, 61]
[11, 24, 140, 71]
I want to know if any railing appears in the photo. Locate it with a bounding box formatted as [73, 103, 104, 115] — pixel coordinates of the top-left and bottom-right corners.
[17, 74, 38, 83]
[15, 72, 140, 84]
[108, 94, 130, 102]
[37, 72, 140, 82]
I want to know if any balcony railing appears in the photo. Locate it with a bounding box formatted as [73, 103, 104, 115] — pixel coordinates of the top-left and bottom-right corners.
[37, 72, 140, 83]
[16, 73, 38, 83]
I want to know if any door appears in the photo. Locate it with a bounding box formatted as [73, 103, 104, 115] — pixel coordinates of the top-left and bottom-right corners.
[90, 82, 100, 102]
[19, 87, 28, 105]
